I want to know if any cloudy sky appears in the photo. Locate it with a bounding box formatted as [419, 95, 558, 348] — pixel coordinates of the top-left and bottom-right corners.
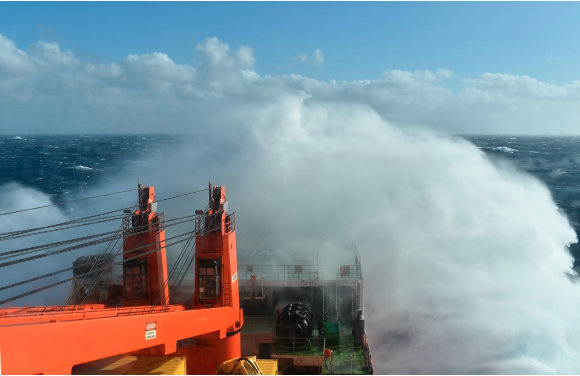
[1, 2, 580, 134]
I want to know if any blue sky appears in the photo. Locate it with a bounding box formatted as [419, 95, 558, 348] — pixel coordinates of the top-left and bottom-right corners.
[1, 2, 579, 86]
[1, 2, 580, 134]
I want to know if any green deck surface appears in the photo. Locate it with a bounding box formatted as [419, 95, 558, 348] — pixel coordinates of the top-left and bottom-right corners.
[271, 339, 325, 357]
[320, 320, 372, 375]
[248, 318, 372, 375]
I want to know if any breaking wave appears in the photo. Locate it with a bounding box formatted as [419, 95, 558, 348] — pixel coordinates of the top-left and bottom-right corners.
[72, 165, 93, 171]
[485, 146, 518, 153]
[97, 97, 576, 373]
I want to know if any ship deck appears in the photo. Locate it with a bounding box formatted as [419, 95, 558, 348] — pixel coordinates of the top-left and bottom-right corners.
[240, 317, 372, 375]
[236, 260, 373, 374]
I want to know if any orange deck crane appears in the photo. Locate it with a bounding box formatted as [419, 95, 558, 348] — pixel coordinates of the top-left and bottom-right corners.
[0, 183, 242, 375]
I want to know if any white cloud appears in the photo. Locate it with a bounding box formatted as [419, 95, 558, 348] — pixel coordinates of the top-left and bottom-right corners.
[120, 52, 197, 91]
[0, 34, 34, 76]
[290, 48, 325, 66]
[1, 33, 580, 134]
[32, 41, 78, 68]
[464, 73, 574, 99]
[312, 48, 324, 66]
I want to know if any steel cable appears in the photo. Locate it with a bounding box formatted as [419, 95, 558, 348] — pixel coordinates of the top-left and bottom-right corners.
[0, 187, 211, 307]
[148, 203, 212, 311]
[0, 214, 200, 268]
[0, 233, 201, 306]
[62, 191, 146, 310]
[0, 213, 127, 240]
[0, 213, 199, 261]
[0, 188, 136, 217]
[0, 188, 208, 241]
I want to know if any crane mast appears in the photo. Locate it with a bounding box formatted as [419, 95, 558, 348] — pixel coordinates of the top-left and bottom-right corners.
[0, 183, 242, 375]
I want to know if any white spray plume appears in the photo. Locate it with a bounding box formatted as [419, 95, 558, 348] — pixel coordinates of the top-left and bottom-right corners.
[94, 94, 578, 373]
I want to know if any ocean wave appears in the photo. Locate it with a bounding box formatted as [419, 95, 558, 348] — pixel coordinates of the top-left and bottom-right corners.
[490, 146, 518, 153]
[12, 136, 24, 140]
[72, 165, 93, 171]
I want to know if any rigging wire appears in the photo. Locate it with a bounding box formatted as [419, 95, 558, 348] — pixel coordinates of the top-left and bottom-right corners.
[0, 213, 127, 240]
[0, 234, 199, 306]
[0, 212, 198, 261]
[0, 188, 136, 217]
[149, 229, 196, 310]
[1, 214, 131, 242]
[0, 188, 209, 241]
[155, 188, 209, 203]
[158, 201, 225, 312]
[0, 223, 127, 261]
[62, 191, 146, 310]
[149, 187, 223, 311]
[164, 223, 216, 311]
[70, 237, 124, 309]
[0, 216, 201, 292]
[148, 203, 212, 311]
[0, 217, 135, 260]
[157, 188, 228, 311]
[0, 186, 212, 307]
[0, 214, 200, 268]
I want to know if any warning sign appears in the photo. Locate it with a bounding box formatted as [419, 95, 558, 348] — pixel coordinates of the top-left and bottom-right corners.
[146, 321, 157, 340]
[146, 330, 156, 340]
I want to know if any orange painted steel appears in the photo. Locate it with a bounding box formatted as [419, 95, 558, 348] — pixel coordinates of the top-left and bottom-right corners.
[0, 184, 242, 375]
[122, 184, 169, 307]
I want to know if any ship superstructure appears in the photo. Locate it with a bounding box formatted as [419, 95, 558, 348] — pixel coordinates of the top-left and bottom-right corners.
[236, 248, 373, 374]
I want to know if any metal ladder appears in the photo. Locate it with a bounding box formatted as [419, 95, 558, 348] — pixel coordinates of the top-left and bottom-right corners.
[323, 286, 337, 322]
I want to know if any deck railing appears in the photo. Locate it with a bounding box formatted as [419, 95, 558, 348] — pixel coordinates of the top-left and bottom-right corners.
[271, 336, 326, 356]
[240, 316, 277, 333]
[335, 265, 363, 280]
[238, 264, 324, 281]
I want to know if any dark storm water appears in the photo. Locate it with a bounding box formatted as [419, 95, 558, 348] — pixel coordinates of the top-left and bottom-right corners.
[467, 135, 580, 263]
[1, 134, 580, 262]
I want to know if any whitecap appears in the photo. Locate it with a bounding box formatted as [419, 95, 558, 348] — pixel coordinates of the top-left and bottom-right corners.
[491, 146, 517, 153]
[12, 136, 24, 140]
[72, 165, 93, 171]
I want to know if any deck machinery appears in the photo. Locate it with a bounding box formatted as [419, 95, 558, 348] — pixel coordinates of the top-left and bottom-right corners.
[237, 260, 373, 374]
[0, 184, 242, 375]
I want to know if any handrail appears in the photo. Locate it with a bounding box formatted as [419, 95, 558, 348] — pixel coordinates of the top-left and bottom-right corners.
[335, 265, 363, 280]
[238, 264, 324, 281]
[240, 316, 276, 333]
[271, 336, 326, 355]
[237, 264, 364, 281]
